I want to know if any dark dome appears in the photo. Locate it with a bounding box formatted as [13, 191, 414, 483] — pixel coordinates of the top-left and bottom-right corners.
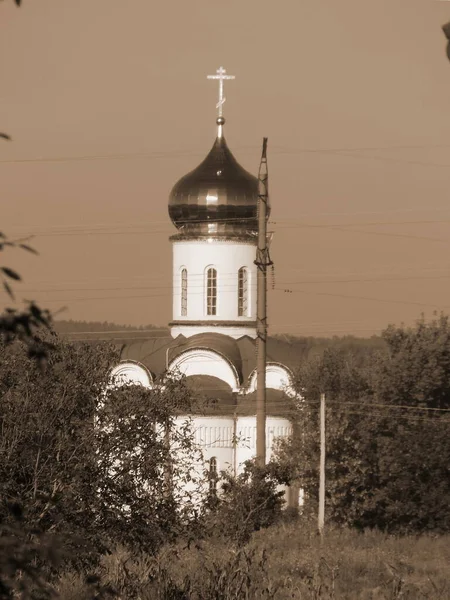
[169, 131, 261, 236]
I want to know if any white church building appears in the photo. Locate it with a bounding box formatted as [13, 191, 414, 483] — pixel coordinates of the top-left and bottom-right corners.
[111, 68, 298, 495]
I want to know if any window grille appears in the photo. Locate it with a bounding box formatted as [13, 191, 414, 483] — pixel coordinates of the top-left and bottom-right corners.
[238, 267, 248, 317]
[206, 268, 217, 315]
[181, 268, 188, 316]
[209, 457, 218, 496]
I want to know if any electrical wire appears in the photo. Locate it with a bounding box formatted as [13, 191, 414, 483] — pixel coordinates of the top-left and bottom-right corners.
[8, 216, 450, 236]
[3, 141, 450, 166]
[13, 271, 450, 296]
[18, 286, 445, 311]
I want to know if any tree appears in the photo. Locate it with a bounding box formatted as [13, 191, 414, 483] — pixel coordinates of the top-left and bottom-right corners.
[0, 335, 203, 567]
[0, 233, 53, 361]
[95, 371, 204, 553]
[200, 460, 290, 546]
[374, 313, 450, 410]
[277, 320, 450, 533]
[365, 314, 450, 531]
[277, 347, 375, 525]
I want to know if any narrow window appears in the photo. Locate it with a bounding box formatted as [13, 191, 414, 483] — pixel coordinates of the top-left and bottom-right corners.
[181, 268, 187, 316]
[206, 268, 217, 315]
[238, 267, 248, 317]
[209, 457, 218, 496]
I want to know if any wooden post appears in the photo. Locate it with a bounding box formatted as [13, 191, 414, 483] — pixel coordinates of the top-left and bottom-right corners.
[256, 138, 269, 467]
[318, 392, 325, 536]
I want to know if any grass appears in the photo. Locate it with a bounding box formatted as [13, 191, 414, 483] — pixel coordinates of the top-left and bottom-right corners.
[56, 520, 450, 599]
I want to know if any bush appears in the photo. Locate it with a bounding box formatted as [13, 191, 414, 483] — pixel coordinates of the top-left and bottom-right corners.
[201, 460, 290, 545]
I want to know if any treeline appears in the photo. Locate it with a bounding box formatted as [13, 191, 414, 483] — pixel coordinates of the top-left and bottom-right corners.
[277, 313, 450, 533]
[271, 332, 386, 368]
[52, 319, 169, 334]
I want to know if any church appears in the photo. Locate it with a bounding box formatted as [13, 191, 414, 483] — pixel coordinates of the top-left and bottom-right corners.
[111, 68, 298, 485]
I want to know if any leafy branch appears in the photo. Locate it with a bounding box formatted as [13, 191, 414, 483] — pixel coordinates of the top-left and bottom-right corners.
[0, 233, 53, 360]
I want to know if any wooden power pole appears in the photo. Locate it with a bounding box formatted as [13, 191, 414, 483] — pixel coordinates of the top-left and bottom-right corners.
[255, 138, 271, 467]
[318, 392, 326, 536]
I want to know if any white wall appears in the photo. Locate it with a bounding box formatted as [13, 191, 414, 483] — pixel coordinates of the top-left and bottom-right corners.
[175, 413, 292, 478]
[172, 238, 257, 338]
[109, 360, 296, 502]
[235, 416, 293, 471]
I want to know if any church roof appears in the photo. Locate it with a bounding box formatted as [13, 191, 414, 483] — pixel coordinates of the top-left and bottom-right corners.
[168, 332, 243, 380]
[185, 375, 296, 417]
[168, 124, 261, 237]
[119, 333, 299, 383]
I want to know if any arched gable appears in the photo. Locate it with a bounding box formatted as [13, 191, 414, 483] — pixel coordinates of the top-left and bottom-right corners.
[110, 361, 153, 388]
[168, 348, 240, 392]
[247, 363, 295, 397]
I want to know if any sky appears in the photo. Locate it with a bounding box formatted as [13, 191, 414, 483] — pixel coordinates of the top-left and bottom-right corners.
[2, 0, 450, 338]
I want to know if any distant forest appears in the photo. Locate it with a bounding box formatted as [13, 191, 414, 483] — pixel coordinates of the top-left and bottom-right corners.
[52, 320, 170, 341]
[272, 332, 386, 364]
[53, 320, 165, 333]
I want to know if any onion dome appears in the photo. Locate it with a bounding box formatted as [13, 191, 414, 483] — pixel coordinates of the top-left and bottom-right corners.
[169, 117, 262, 237]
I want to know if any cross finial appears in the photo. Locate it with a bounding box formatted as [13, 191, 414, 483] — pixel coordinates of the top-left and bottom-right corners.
[207, 66, 235, 121]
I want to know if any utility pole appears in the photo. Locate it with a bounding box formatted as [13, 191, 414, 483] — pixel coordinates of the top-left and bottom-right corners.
[255, 138, 272, 468]
[318, 392, 326, 536]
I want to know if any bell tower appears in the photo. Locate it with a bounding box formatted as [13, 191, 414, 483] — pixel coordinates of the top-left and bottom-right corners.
[168, 68, 267, 340]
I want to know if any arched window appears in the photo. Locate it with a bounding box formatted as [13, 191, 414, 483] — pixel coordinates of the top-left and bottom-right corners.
[238, 267, 248, 317]
[206, 267, 217, 315]
[209, 457, 218, 496]
[181, 268, 187, 316]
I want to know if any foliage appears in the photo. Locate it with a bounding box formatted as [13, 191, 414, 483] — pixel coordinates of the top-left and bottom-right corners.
[0, 233, 53, 361]
[95, 372, 204, 553]
[277, 316, 450, 533]
[201, 460, 290, 545]
[272, 332, 386, 368]
[0, 336, 203, 571]
[374, 313, 450, 410]
[0, 504, 61, 599]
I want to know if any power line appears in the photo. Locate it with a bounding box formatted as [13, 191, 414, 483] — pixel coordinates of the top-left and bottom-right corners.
[2, 142, 450, 166]
[14, 272, 450, 295]
[8, 219, 450, 248]
[279, 287, 447, 310]
[2, 284, 446, 313]
[4, 287, 443, 310]
[10, 216, 450, 235]
[8, 206, 450, 236]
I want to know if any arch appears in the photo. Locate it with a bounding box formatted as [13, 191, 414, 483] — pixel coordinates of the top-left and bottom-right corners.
[247, 363, 295, 397]
[238, 267, 248, 317]
[109, 361, 153, 389]
[168, 348, 240, 392]
[180, 267, 188, 316]
[205, 266, 217, 316]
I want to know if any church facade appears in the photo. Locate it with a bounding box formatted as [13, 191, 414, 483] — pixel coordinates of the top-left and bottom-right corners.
[111, 68, 297, 486]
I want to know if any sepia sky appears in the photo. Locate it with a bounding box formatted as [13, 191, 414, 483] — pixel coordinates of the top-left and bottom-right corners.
[2, 0, 450, 337]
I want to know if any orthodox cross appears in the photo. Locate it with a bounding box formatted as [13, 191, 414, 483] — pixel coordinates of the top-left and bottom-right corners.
[207, 66, 235, 117]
